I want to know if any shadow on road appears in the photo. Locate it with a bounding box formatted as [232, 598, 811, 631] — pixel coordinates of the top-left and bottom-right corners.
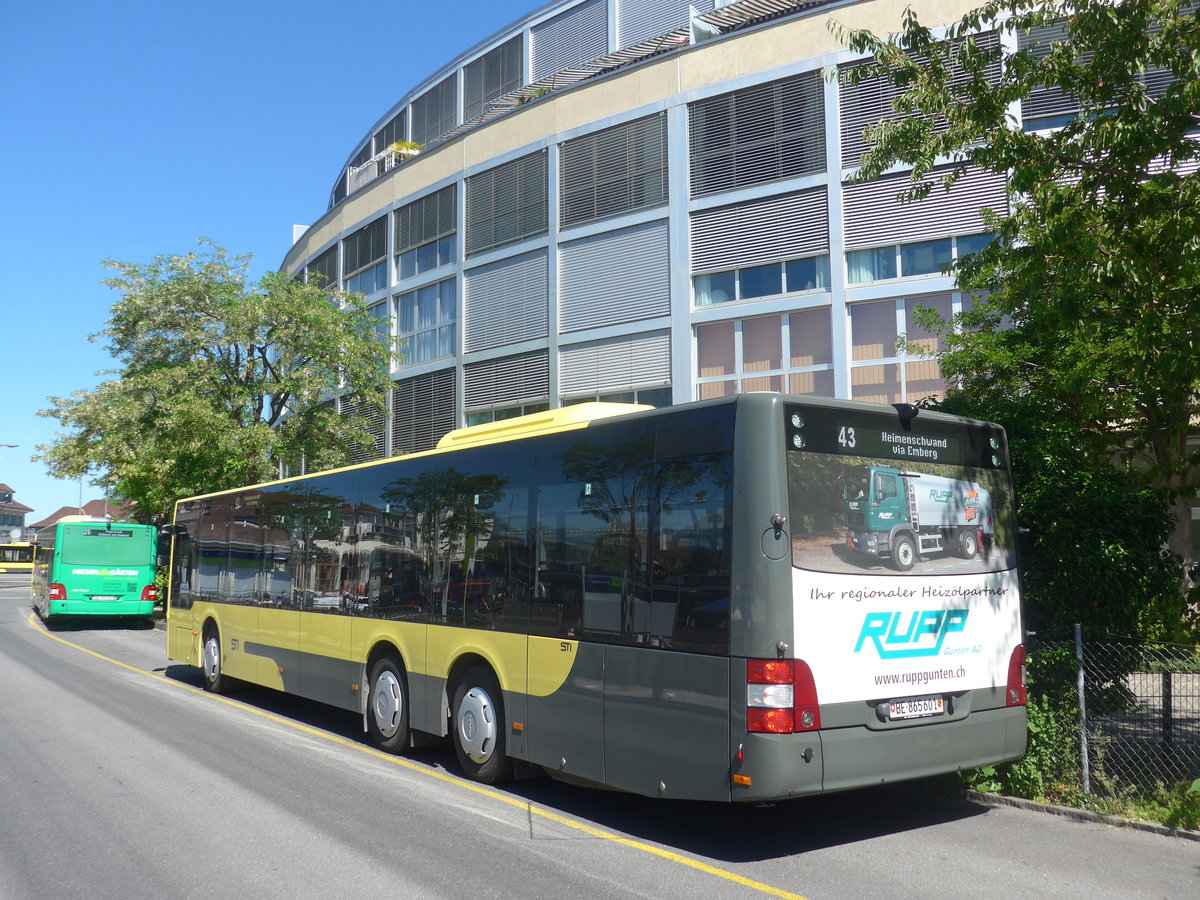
[39, 613, 157, 631]
[160, 663, 989, 862]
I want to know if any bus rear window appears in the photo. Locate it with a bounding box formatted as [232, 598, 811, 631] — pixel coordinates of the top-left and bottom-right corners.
[61, 528, 150, 567]
[783, 403, 1017, 575]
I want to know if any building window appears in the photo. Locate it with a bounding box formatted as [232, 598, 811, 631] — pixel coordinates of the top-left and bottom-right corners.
[465, 403, 550, 427]
[373, 111, 407, 157]
[562, 386, 672, 408]
[531, 0, 607, 81]
[463, 34, 523, 122]
[694, 254, 829, 307]
[847, 234, 994, 285]
[346, 262, 387, 296]
[695, 311, 834, 399]
[847, 247, 897, 284]
[399, 236, 454, 280]
[368, 301, 393, 353]
[688, 70, 825, 197]
[411, 73, 458, 148]
[559, 113, 668, 229]
[396, 184, 457, 280]
[342, 216, 389, 295]
[463, 351, 550, 421]
[397, 278, 456, 365]
[305, 246, 338, 288]
[849, 294, 954, 404]
[465, 151, 548, 257]
[838, 32, 1000, 167]
[392, 369, 456, 455]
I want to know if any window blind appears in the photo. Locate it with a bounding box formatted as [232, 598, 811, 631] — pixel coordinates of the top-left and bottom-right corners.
[560, 113, 668, 229]
[690, 188, 828, 272]
[559, 220, 669, 332]
[689, 71, 825, 197]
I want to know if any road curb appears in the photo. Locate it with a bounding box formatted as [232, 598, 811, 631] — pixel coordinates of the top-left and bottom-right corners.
[966, 790, 1200, 842]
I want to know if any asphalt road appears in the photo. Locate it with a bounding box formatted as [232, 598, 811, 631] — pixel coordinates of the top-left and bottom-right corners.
[1, 573, 1195, 899]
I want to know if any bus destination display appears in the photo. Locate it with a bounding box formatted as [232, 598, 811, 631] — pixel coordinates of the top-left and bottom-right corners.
[784, 403, 1005, 470]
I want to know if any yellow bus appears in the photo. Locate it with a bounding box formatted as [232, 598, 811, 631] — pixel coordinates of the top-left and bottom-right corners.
[0, 541, 33, 574]
[164, 395, 1027, 802]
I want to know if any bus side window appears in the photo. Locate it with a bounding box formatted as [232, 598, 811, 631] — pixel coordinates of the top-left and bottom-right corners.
[652, 453, 733, 655]
[531, 423, 654, 642]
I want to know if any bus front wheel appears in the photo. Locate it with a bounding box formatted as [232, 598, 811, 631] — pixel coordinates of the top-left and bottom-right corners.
[367, 656, 410, 754]
[452, 666, 513, 785]
[202, 625, 225, 694]
[892, 535, 917, 572]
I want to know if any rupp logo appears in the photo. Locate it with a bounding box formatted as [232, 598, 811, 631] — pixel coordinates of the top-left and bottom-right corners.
[854, 609, 968, 659]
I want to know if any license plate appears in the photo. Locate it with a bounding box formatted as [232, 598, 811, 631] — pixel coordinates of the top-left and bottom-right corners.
[89, 595, 118, 602]
[888, 695, 944, 720]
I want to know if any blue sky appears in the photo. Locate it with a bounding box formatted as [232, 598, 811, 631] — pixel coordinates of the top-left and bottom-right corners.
[0, 0, 527, 524]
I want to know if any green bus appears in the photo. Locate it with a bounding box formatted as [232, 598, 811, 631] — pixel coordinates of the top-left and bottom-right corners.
[32, 518, 159, 623]
[165, 395, 1026, 802]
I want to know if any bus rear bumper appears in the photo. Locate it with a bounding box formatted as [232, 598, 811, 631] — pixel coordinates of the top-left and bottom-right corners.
[48, 600, 156, 617]
[733, 705, 1026, 802]
[821, 704, 1027, 794]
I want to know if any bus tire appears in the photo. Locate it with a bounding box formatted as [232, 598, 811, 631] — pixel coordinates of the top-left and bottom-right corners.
[202, 624, 225, 694]
[892, 535, 917, 572]
[958, 528, 979, 559]
[367, 656, 410, 754]
[452, 666, 513, 785]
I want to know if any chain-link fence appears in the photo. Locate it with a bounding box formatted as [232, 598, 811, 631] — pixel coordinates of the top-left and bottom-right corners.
[1031, 631, 1200, 792]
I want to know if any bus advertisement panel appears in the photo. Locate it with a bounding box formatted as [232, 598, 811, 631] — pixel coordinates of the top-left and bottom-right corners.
[164, 395, 1026, 802]
[33, 519, 158, 623]
[782, 403, 1025, 794]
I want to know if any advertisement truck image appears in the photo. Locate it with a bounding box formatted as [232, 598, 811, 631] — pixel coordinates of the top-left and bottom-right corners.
[164, 394, 1025, 802]
[844, 466, 994, 570]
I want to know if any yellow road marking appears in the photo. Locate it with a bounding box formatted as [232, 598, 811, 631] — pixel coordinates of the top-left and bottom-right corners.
[26, 612, 809, 900]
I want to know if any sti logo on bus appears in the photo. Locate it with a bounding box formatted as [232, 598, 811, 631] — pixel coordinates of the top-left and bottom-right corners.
[854, 609, 969, 659]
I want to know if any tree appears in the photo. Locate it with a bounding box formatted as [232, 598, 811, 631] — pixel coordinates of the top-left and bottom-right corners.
[833, 0, 1200, 598]
[38, 241, 394, 523]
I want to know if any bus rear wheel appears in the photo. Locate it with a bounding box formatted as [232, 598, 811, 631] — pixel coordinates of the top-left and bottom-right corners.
[452, 666, 513, 785]
[202, 625, 225, 694]
[891, 535, 917, 572]
[367, 656, 410, 754]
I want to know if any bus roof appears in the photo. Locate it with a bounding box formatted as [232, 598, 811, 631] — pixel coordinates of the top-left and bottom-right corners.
[436, 402, 651, 451]
[172, 401, 655, 506]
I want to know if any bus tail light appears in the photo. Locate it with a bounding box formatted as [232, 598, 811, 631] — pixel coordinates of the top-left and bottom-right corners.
[747, 659, 821, 733]
[1006, 645, 1027, 706]
[49, 584, 66, 602]
[142, 584, 157, 604]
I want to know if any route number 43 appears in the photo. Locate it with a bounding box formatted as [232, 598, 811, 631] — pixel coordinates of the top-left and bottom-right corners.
[838, 426, 857, 450]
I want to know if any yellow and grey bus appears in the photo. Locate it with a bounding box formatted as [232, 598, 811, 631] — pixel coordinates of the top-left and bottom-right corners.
[0, 541, 34, 574]
[164, 394, 1026, 802]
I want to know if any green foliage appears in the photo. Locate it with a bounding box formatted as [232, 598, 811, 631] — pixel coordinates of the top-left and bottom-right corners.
[37, 241, 394, 523]
[832, 0, 1200, 582]
[1164, 779, 1200, 830]
[964, 668, 1082, 800]
[937, 387, 1188, 641]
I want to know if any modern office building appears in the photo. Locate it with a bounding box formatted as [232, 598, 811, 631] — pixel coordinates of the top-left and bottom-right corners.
[280, 0, 1038, 462]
